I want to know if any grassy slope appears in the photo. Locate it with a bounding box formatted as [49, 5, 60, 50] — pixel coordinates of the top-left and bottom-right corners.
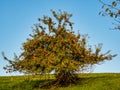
[0, 73, 120, 90]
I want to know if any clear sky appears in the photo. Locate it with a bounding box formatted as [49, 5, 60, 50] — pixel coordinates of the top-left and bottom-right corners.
[0, 0, 120, 76]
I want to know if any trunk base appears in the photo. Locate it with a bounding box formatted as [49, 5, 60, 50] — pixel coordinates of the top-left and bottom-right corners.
[39, 71, 79, 89]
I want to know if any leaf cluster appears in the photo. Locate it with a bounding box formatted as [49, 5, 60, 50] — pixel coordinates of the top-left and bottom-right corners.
[99, 0, 120, 30]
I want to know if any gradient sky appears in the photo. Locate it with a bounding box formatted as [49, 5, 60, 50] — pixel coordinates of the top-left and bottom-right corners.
[0, 0, 120, 76]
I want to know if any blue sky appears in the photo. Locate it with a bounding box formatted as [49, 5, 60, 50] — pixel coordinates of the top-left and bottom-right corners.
[0, 0, 120, 76]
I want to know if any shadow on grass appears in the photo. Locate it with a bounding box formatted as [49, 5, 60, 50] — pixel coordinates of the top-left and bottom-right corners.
[11, 75, 114, 90]
[10, 79, 45, 90]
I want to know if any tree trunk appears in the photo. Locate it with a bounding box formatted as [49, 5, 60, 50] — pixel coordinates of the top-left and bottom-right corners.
[54, 70, 78, 86]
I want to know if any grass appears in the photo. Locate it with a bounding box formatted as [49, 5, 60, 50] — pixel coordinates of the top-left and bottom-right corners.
[0, 73, 120, 90]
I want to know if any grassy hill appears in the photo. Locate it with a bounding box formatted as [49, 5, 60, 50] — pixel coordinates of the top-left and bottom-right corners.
[0, 73, 120, 90]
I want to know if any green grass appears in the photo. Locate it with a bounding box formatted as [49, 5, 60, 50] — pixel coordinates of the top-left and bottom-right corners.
[0, 73, 120, 90]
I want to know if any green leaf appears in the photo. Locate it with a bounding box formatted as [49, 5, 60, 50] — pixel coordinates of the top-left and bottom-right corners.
[105, 8, 109, 12]
[112, 1, 117, 7]
[110, 13, 113, 17]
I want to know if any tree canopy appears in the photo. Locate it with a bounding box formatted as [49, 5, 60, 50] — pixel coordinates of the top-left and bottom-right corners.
[2, 10, 116, 87]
